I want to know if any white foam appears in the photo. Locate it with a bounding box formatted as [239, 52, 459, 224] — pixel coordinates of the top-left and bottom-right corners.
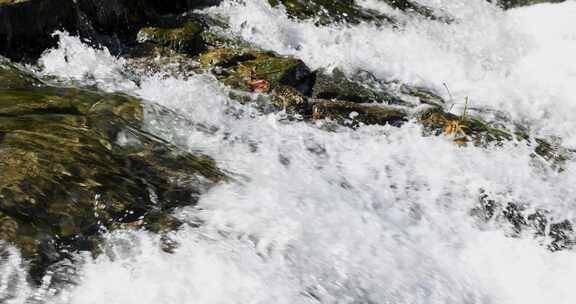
[7, 1, 576, 303]
[210, 0, 576, 146]
[37, 31, 137, 92]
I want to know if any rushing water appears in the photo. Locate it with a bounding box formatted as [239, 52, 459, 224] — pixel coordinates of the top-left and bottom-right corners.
[4, 0, 576, 303]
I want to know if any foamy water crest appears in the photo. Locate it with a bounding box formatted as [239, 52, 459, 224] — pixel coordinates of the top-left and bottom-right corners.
[209, 0, 576, 145]
[5, 1, 576, 303]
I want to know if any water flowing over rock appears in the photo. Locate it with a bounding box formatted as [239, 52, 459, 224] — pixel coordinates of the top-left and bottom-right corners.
[268, 0, 397, 25]
[495, 0, 566, 9]
[1, 0, 576, 301]
[0, 57, 225, 282]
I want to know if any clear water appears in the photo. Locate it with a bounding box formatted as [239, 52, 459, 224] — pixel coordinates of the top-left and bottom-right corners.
[4, 0, 576, 303]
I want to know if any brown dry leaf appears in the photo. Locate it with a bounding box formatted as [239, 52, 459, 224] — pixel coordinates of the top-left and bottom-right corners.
[444, 120, 468, 137]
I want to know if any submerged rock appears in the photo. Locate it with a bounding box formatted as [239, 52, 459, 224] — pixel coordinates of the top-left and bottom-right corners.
[473, 190, 574, 251]
[0, 58, 225, 282]
[494, 0, 566, 9]
[268, 0, 396, 25]
[268, 0, 452, 25]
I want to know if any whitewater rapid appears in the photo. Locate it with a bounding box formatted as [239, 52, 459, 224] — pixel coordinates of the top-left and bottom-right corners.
[4, 0, 576, 303]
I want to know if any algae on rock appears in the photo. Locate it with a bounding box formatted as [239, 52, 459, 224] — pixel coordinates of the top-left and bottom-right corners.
[137, 20, 206, 55]
[201, 48, 311, 92]
[0, 58, 225, 282]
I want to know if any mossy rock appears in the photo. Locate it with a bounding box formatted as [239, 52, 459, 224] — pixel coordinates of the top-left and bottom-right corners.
[312, 99, 407, 127]
[199, 48, 247, 67]
[418, 107, 511, 140]
[137, 20, 206, 55]
[417, 107, 573, 166]
[0, 56, 42, 89]
[134, 13, 246, 56]
[0, 60, 225, 283]
[201, 48, 311, 93]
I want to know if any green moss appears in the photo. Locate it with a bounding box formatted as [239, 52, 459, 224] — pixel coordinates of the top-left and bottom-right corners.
[137, 21, 206, 54]
[201, 48, 311, 93]
[0, 62, 226, 282]
[417, 107, 573, 167]
[418, 107, 513, 143]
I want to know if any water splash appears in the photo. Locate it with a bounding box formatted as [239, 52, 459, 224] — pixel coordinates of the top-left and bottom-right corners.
[209, 0, 576, 145]
[7, 1, 576, 303]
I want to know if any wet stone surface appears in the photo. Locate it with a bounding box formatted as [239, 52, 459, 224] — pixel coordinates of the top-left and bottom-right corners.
[0, 58, 226, 282]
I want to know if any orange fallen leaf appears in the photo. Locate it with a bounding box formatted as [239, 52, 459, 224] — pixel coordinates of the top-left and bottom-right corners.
[248, 78, 270, 93]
